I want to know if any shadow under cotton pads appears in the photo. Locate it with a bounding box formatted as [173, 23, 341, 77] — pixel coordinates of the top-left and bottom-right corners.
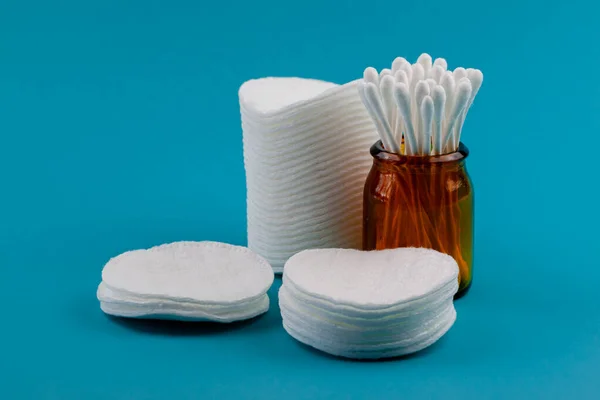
[239, 77, 379, 272]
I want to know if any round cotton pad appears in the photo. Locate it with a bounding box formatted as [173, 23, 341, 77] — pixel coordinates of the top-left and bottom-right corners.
[283, 247, 459, 309]
[101, 241, 274, 305]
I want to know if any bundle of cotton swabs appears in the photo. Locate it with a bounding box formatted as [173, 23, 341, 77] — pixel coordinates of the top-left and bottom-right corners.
[358, 53, 483, 156]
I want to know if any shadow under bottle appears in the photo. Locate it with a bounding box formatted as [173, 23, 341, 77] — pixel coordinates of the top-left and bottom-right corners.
[363, 140, 474, 298]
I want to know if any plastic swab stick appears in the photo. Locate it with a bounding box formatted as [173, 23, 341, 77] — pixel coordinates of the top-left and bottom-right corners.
[393, 82, 418, 156]
[441, 79, 471, 152]
[420, 96, 434, 155]
[431, 85, 446, 155]
[433, 58, 448, 70]
[364, 82, 400, 153]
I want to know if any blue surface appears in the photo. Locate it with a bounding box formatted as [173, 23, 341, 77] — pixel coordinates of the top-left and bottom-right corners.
[1, 0, 599, 398]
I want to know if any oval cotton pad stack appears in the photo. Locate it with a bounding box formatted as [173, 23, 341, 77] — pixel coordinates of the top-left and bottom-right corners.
[239, 77, 379, 273]
[97, 241, 274, 323]
[279, 247, 459, 359]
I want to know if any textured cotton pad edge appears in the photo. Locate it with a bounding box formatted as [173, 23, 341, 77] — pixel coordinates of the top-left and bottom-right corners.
[283, 247, 459, 308]
[100, 294, 270, 323]
[101, 241, 274, 305]
[283, 308, 456, 359]
[281, 293, 455, 342]
[281, 277, 458, 318]
[279, 284, 455, 330]
[97, 282, 269, 316]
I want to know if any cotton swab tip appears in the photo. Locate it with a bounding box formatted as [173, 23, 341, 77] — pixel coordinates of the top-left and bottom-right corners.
[394, 69, 409, 85]
[433, 58, 448, 70]
[363, 67, 380, 85]
[392, 57, 409, 73]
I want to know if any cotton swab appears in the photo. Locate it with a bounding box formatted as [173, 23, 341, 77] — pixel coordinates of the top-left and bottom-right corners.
[441, 78, 472, 153]
[453, 67, 468, 82]
[425, 78, 437, 94]
[439, 71, 456, 144]
[392, 57, 410, 74]
[431, 85, 446, 155]
[400, 63, 413, 83]
[380, 68, 393, 78]
[363, 82, 400, 153]
[393, 82, 418, 156]
[433, 58, 447, 70]
[430, 65, 444, 83]
[454, 69, 484, 148]
[363, 67, 380, 87]
[379, 75, 397, 142]
[414, 80, 430, 150]
[420, 96, 434, 155]
[417, 53, 433, 77]
[393, 70, 409, 145]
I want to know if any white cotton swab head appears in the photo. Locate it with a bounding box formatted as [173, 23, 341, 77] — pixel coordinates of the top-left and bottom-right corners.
[453, 71, 483, 147]
[440, 71, 456, 118]
[426, 78, 437, 93]
[420, 95, 434, 155]
[466, 68, 484, 106]
[432, 85, 446, 155]
[400, 63, 413, 83]
[364, 67, 380, 86]
[380, 68, 393, 79]
[430, 65, 444, 83]
[393, 82, 417, 156]
[392, 57, 410, 74]
[364, 82, 399, 153]
[379, 74, 397, 132]
[433, 58, 448, 70]
[414, 80, 430, 109]
[417, 53, 433, 76]
[411, 63, 425, 84]
[442, 79, 472, 151]
[394, 69, 409, 86]
[453, 67, 468, 82]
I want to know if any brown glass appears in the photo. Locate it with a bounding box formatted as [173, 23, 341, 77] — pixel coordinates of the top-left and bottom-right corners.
[363, 140, 474, 298]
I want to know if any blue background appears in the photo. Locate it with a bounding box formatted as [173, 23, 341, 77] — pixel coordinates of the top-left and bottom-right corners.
[1, 0, 599, 398]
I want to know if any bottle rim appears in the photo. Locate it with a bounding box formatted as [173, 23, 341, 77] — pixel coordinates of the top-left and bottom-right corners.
[370, 140, 469, 165]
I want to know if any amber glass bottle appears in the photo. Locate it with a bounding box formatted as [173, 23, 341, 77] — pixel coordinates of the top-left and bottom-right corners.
[363, 140, 474, 298]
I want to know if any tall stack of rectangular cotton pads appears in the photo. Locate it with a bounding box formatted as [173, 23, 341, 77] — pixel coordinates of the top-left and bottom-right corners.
[279, 247, 459, 359]
[239, 77, 379, 273]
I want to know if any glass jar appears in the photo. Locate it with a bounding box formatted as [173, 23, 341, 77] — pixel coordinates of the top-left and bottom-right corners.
[363, 140, 474, 298]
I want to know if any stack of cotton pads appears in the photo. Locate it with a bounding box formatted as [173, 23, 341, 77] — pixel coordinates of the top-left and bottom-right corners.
[97, 241, 274, 322]
[239, 77, 379, 273]
[279, 247, 459, 359]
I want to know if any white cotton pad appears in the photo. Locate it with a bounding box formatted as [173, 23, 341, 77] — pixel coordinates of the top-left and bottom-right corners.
[283, 247, 459, 309]
[97, 282, 269, 318]
[281, 299, 454, 346]
[282, 307, 456, 359]
[278, 283, 455, 329]
[101, 241, 274, 305]
[98, 295, 269, 323]
[240, 78, 379, 272]
[280, 273, 458, 320]
[239, 77, 338, 118]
